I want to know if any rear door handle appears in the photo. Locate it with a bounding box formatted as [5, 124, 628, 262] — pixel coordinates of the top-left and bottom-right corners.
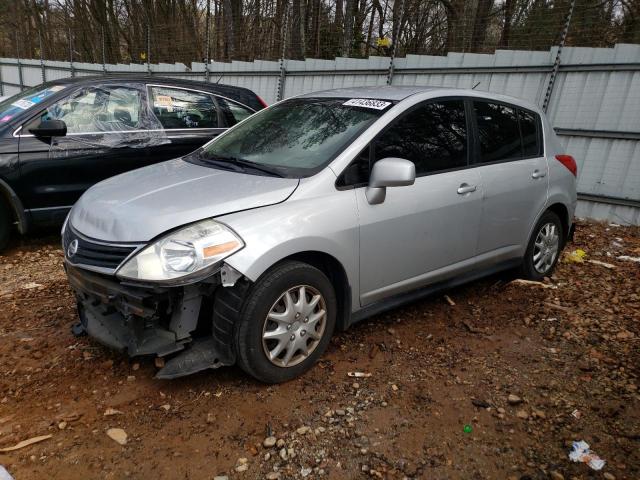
[532, 169, 547, 179]
[457, 183, 477, 195]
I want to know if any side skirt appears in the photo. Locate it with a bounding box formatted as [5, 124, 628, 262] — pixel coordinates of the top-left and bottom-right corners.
[348, 258, 521, 326]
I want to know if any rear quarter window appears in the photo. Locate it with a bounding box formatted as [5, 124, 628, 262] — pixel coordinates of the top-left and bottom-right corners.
[217, 97, 254, 126]
[519, 109, 542, 157]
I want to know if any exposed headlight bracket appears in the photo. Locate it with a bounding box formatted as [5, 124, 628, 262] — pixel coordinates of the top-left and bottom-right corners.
[220, 263, 243, 287]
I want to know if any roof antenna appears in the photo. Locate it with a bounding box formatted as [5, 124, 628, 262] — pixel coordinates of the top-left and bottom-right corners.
[215, 74, 224, 84]
[472, 81, 481, 90]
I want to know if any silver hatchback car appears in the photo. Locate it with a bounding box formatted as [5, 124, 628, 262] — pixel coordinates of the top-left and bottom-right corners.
[63, 86, 577, 383]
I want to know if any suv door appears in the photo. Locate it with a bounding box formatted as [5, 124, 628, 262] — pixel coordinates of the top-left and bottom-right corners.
[351, 99, 483, 306]
[146, 85, 228, 162]
[16, 84, 154, 222]
[471, 101, 548, 261]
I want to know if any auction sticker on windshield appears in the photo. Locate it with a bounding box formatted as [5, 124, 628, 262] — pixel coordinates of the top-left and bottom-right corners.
[11, 99, 35, 110]
[343, 98, 392, 110]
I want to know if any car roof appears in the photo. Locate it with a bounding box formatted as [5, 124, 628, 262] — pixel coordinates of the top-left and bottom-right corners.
[299, 86, 444, 101]
[44, 75, 263, 110]
[299, 85, 542, 112]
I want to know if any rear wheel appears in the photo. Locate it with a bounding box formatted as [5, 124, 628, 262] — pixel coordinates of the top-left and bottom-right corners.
[233, 261, 337, 383]
[0, 201, 11, 252]
[521, 210, 563, 281]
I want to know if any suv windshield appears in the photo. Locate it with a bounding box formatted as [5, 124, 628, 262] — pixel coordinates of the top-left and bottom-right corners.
[0, 84, 67, 126]
[189, 97, 391, 177]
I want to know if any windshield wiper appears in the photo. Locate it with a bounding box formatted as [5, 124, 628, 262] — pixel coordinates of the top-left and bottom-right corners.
[201, 154, 285, 178]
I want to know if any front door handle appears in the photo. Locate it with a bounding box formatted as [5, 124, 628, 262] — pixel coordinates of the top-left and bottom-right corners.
[457, 183, 477, 195]
[532, 169, 547, 179]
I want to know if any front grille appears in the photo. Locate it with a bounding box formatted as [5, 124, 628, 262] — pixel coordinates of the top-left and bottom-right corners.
[63, 226, 139, 271]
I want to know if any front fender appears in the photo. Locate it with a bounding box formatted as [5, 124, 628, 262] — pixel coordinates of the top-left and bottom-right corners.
[219, 190, 360, 312]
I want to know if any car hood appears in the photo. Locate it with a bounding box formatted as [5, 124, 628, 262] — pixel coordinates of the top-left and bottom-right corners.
[69, 158, 299, 242]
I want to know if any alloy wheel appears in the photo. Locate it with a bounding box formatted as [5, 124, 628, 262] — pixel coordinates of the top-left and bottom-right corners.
[261, 285, 327, 368]
[533, 222, 560, 274]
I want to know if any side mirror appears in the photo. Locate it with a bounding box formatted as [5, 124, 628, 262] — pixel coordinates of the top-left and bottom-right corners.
[366, 157, 415, 205]
[28, 119, 67, 138]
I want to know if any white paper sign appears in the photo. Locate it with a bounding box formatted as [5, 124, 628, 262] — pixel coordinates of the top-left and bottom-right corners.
[11, 99, 35, 110]
[343, 98, 391, 110]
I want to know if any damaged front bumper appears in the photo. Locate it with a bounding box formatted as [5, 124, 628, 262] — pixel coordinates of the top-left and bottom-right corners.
[65, 264, 235, 379]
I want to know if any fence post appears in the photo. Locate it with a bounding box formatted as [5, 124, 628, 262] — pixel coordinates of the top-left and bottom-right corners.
[205, 0, 211, 82]
[39, 31, 46, 83]
[542, 0, 575, 113]
[68, 27, 76, 77]
[146, 26, 152, 75]
[15, 33, 24, 91]
[386, 0, 404, 86]
[276, 1, 290, 102]
[101, 26, 107, 74]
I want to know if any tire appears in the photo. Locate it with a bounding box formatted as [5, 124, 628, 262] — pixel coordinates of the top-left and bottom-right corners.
[521, 210, 563, 281]
[0, 201, 11, 252]
[231, 260, 337, 383]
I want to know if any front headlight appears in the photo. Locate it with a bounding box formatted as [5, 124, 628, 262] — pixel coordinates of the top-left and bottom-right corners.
[116, 219, 244, 284]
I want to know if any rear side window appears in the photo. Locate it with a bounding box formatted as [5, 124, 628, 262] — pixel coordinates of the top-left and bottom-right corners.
[519, 109, 541, 157]
[150, 86, 218, 129]
[474, 101, 521, 163]
[374, 100, 468, 175]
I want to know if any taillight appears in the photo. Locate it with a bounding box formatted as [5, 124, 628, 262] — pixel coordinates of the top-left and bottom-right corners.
[555, 154, 577, 177]
[257, 96, 268, 108]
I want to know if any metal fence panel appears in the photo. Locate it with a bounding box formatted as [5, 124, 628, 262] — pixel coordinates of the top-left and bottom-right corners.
[1, 44, 639, 224]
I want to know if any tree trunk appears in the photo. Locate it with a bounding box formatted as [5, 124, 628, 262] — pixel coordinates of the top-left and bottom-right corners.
[470, 0, 493, 52]
[342, 0, 354, 56]
[364, 0, 377, 57]
[499, 0, 515, 47]
[223, 0, 235, 60]
[291, 0, 304, 58]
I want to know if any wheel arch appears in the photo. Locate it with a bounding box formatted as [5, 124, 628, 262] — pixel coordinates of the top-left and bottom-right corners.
[277, 251, 352, 331]
[0, 177, 29, 234]
[546, 202, 570, 245]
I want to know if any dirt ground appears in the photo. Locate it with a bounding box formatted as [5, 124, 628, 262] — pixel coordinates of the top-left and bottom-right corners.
[0, 221, 638, 480]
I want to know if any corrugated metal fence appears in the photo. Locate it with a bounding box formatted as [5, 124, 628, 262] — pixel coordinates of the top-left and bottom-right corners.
[1, 44, 639, 224]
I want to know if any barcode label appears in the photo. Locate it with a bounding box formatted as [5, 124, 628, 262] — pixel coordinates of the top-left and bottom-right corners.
[343, 98, 391, 110]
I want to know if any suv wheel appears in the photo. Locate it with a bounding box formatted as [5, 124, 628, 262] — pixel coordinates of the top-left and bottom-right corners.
[232, 261, 337, 383]
[0, 201, 11, 252]
[521, 210, 563, 281]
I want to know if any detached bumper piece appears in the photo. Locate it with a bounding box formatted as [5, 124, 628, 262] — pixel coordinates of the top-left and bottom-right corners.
[66, 265, 234, 378]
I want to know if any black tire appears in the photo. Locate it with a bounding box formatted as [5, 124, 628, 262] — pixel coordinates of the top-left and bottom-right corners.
[0, 201, 11, 252]
[521, 210, 563, 281]
[231, 260, 337, 383]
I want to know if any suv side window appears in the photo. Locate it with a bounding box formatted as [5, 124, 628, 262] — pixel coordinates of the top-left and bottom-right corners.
[374, 100, 468, 176]
[149, 86, 218, 129]
[25, 86, 142, 133]
[474, 101, 522, 162]
[519, 109, 542, 157]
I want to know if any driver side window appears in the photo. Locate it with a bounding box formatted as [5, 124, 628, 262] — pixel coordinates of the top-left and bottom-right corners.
[25, 86, 143, 134]
[337, 99, 469, 187]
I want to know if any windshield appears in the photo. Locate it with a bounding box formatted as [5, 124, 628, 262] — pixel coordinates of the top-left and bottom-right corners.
[190, 97, 391, 177]
[0, 84, 67, 126]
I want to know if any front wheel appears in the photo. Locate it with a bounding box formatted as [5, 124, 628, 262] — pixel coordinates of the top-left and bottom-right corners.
[233, 261, 337, 383]
[520, 211, 563, 281]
